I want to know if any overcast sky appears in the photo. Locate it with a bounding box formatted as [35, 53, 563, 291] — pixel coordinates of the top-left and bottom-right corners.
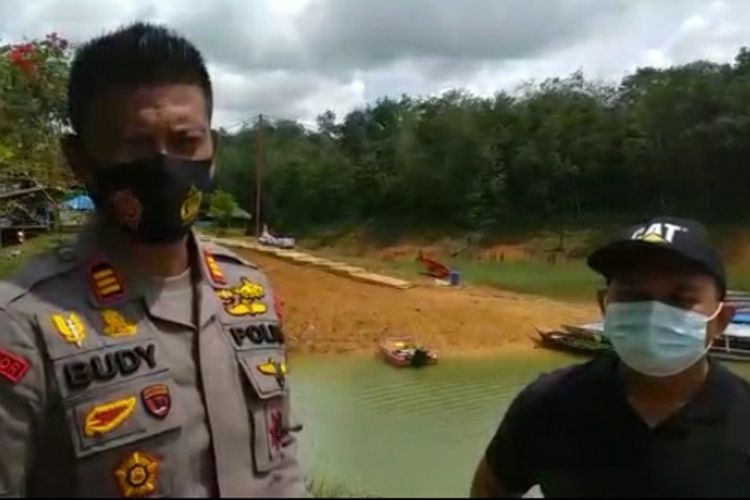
[1, 0, 749, 127]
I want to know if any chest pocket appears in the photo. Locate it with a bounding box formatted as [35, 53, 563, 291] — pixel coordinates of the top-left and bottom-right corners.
[222, 316, 295, 474]
[59, 367, 182, 498]
[39, 308, 182, 499]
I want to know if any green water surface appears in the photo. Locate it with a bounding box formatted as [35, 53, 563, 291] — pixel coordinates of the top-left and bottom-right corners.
[290, 352, 750, 498]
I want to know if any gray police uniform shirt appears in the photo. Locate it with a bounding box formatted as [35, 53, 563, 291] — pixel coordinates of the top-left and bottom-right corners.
[0, 220, 305, 498]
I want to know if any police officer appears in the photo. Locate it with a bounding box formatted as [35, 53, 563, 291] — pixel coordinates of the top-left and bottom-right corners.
[471, 217, 750, 497]
[0, 23, 305, 497]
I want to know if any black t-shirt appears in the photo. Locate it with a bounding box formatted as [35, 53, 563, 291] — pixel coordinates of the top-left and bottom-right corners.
[485, 355, 750, 498]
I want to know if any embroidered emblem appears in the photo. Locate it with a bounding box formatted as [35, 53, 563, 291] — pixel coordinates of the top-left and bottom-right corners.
[180, 184, 202, 224]
[101, 309, 137, 337]
[257, 358, 288, 388]
[83, 396, 136, 437]
[111, 190, 142, 231]
[90, 261, 125, 303]
[51, 313, 86, 347]
[114, 451, 159, 497]
[0, 348, 29, 384]
[141, 384, 171, 419]
[215, 277, 268, 316]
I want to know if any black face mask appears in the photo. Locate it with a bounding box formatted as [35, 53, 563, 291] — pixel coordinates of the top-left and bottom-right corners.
[89, 154, 213, 245]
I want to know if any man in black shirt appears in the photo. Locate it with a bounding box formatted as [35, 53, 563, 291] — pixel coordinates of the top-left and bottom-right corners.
[471, 217, 750, 498]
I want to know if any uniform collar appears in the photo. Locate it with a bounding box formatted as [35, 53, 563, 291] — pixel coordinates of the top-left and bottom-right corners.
[76, 217, 221, 327]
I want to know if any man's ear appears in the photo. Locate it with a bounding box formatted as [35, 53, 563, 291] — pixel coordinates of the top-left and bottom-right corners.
[61, 133, 90, 182]
[710, 303, 735, 341]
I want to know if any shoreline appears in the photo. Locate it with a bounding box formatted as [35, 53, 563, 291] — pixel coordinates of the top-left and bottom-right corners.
[236, 247, 597, 357]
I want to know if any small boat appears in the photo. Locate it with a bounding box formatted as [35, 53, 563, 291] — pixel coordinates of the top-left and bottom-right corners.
[533, 327, 612, 356]
[536, 322, 750, 363]
[415, 251, 452, 280]
[380, 337, 439, 368]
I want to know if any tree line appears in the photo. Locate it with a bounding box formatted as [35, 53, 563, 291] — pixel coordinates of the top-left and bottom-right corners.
[4, 35, 750, 234]
[217, 48, 750, 233]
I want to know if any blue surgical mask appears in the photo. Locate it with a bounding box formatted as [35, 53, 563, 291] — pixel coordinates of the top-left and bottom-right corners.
[603, 301, 722, 377]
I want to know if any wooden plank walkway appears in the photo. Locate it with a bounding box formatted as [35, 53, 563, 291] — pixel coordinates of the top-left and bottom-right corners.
[204, 236, 414, 290]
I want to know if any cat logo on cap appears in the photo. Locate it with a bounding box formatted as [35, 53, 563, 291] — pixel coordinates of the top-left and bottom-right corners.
[631, 222, 687, 245]
[51, 313, 86, 347]
[83, 396, 136, 437]
[101, 309, 137, 337]
[203, 251, 226, 285]
[640, 232, 666, 243]
[89, 260, 125, 303]
[114, 451, 159, 498]
[180, 184, 202, 224]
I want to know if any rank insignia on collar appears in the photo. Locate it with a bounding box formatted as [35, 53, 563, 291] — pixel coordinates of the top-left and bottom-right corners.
[84, 396, 136, 437]
[215, 277, 268, 316]
[141, 384, 171, 419]
[114, 451, 159, 498]
[0, 348, 29, 384]
[51, 313, 86, 347]
[101, 309, 137, 337]
[90, 260, 125, 303]
[257, 358, 288, 388]
[203, 251, 226, 285]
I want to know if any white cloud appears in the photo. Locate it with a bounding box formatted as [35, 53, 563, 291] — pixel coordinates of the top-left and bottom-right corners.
[2, 0, 750, 125]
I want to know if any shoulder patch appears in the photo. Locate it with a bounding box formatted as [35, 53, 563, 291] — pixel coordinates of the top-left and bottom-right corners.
[0, 347, 30, 384]
[89, 260, 126, 304]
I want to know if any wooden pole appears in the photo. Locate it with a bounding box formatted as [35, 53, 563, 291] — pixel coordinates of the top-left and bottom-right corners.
[255, 114, 264, 237]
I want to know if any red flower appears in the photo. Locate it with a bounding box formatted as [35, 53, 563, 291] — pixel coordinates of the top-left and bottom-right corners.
[7, 43, 37, 75]
[15, 60, 35, 74]
[8, 48, 22, 63]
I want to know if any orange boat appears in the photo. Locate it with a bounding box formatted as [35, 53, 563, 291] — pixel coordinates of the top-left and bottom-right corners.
[416, 251, 451, 280]
[379, 337, 439, 368]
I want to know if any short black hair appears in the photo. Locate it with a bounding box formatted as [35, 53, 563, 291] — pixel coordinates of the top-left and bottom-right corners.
[68, 22, 212, 134]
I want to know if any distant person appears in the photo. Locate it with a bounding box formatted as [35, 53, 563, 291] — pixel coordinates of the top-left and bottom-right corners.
[0, 23, 304, 497]
[470, 216, 750, 497]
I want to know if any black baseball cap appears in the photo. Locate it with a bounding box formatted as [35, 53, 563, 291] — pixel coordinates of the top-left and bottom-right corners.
[587, 217, 727, 298]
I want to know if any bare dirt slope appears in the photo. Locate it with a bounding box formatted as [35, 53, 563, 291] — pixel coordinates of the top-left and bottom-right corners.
[237, 249, 597, 355]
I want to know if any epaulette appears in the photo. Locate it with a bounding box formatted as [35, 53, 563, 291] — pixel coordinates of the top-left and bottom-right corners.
[202, 241, 258, 269]
[0, 247, 77, 309]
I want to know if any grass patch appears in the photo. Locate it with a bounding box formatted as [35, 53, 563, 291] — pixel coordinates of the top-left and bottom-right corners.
[0, 233, 68, 279]
[447, 258, 602, 301]
[312, 249, 602, 302]
[306, 474, 374, 498]
[402, 258, 603, 301]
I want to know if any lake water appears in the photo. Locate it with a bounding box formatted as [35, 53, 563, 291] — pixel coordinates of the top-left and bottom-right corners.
[290, 352, 750, 497]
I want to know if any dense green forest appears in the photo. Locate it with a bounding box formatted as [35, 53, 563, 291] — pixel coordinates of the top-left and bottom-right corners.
[216, 47, 750, 234]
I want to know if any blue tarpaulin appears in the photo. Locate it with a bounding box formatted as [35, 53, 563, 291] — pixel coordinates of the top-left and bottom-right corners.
[62, 195, 95, 211]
